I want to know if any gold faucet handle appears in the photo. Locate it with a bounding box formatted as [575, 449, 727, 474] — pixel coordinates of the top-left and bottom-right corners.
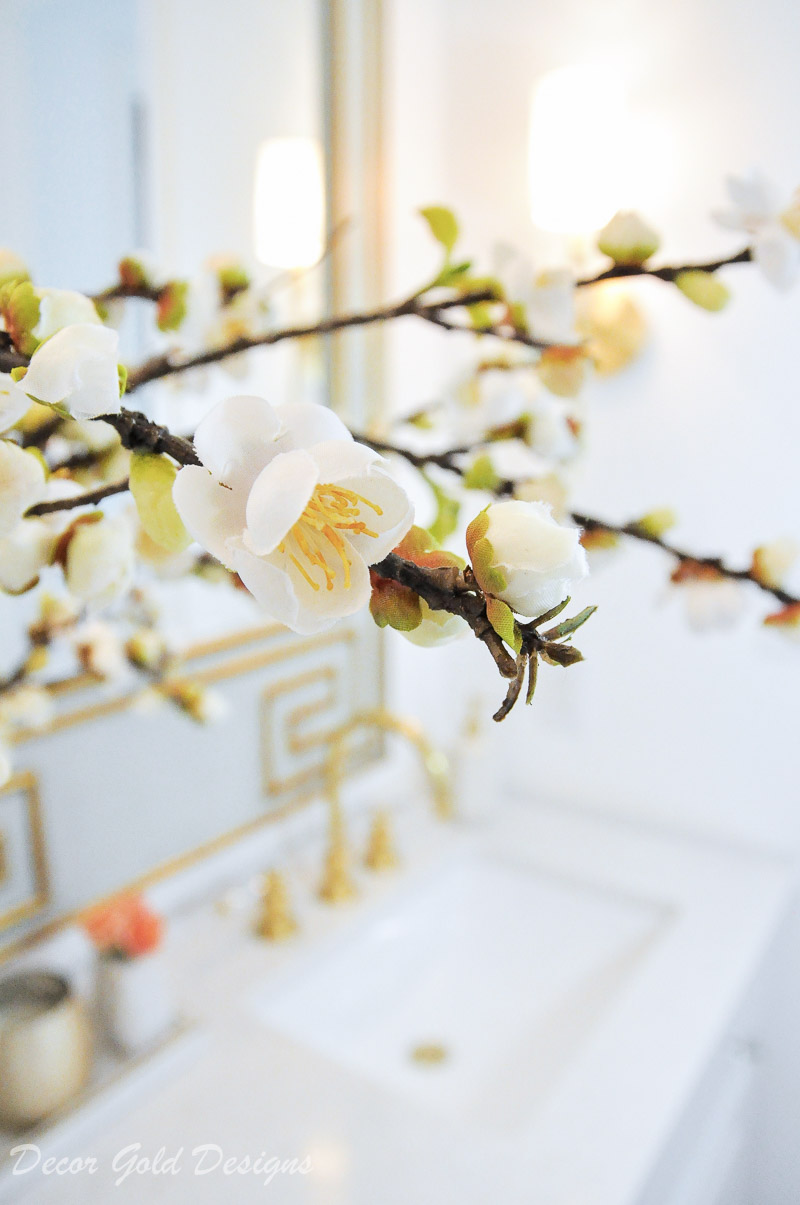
[364, 809, 400, 872]
[255, 870, 298, 941]
[318, 827, 358, 904]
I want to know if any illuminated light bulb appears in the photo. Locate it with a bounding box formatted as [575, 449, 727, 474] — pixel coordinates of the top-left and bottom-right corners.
[253, 137, 325, 270]
[529, 65, 631, 235]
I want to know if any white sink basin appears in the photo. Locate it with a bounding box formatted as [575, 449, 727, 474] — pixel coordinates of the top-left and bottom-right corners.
[250, 853, 663, 1133]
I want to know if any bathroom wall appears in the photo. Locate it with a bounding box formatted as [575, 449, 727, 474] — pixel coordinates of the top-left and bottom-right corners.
[382, 0, 800, 853]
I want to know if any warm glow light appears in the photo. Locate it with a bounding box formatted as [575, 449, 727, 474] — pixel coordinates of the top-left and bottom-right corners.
[253, 137, 325, 270]
[529, 65, 631, 235]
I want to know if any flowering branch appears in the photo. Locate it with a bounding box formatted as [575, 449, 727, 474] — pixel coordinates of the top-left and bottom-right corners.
[362, 437, 800, 610]
[124, 288, 515, 393]
[577, 246, 753, 287]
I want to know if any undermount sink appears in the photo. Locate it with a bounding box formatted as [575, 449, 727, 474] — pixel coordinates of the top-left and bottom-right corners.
[250, 852, 664, 1133]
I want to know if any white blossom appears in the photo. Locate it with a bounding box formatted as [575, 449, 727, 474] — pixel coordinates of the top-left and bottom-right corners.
[0, 741, 11, 788]
[714, 171, 800, 290]
[0, 440, 46, 537]
[20, 323, 121, 419]
[73, 620, 127, 679]
[173, 395, 414, 635]
[0, 518, 54, 593]
[469, 499, 588, 617]
[33, 289, 103, 342]
[65, 516, 134, 610]
[0, 373, 33, 433]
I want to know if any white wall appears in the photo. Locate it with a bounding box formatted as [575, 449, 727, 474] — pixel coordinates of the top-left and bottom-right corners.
[383, 0, 800, 852]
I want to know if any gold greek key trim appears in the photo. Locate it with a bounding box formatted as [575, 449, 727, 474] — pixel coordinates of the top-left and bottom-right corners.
[0, 771, 50, 930]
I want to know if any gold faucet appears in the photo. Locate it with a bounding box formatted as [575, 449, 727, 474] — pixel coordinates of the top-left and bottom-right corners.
[317, 707, 453, 903]
[255, 869, 298, 940]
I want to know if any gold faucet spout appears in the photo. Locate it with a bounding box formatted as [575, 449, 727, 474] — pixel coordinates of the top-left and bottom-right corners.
[316, 707, 453, 903]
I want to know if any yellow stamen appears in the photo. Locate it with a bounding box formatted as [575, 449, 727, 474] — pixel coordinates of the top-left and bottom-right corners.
[284, 483, 382, 592]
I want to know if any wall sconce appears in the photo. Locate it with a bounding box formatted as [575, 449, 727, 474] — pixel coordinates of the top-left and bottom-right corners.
[528, 65, 631, 236]
[253, 136, 325, 270]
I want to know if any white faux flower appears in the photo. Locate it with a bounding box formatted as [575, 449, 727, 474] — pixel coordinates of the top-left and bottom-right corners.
[468, 499, 588, 617]
[0, 518, 54, 593]
[173, 395, 414, 634]
[0, 741, 11, 788]
[33, 289, 103, 342]
[714, 171, 800, 290]
[401, 602, 467, 647]
[0, 440, 46, 536]
[73, 620, 127, 679]
[0, 685, 53, 732]
[0, 373, 33, 433]
[0, 248, 28, 286]
[20, 323, 121, 419]
[65, 516, 134, 609]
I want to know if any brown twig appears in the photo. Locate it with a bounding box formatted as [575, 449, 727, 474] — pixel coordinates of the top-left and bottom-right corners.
[124, 290, 504, 392]
[577, 246, 752, 287]
[364, 436, 799, 609]
[372, 552, 518, 680]
[26, 479, 131, 516]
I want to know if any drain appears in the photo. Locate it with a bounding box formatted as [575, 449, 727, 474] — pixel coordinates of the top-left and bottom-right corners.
[410, 1042, 448, 1066]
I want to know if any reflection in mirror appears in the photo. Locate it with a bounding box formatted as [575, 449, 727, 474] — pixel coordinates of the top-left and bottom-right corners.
[0, 0, 384, 956]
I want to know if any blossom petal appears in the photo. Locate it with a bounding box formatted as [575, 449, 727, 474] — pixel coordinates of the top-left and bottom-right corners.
[172, 465, 246, 566]
[334, 468, 414, 564]
[0, 441, 46, 536]
[0, 373, 33, 434]
[22, 324, 121, 419]
[244, 449, 318, 556]
[229, 546, 301, 630]
[193, 395, 282, 494]
[754, 229, 799, 290]
[284, 541, 371, 633]
[308, 439, 382, 483]
[274, 401, 353, 450]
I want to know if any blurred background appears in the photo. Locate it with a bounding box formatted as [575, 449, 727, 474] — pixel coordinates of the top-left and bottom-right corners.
[1, 1, 799, 1202]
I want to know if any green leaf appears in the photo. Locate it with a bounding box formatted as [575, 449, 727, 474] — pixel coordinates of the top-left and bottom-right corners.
[674, 270, 730, 312]
[532, 596, 571, 627]
[431, 260, 473, 288]
[129, 451, 192, 553]
[509, 301, 529, 332]
[631, 508, 677, 538]
[117, 364, 128, 397]
[543, 605, 597, 641]
[419, 206, 459, 255]
[542, 641, 585, 667]
[463, 453, 499, 492]
[467, 302, 493, 330]
[425, 473, 460, 544]
[486, 596, 522, 653]
[526, 652, 539, 704]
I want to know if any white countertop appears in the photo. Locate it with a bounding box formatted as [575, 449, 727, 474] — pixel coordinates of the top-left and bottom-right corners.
[3, 796, 794, 1205]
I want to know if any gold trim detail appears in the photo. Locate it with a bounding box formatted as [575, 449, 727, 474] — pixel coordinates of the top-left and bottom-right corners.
[0, 772, 50, 930]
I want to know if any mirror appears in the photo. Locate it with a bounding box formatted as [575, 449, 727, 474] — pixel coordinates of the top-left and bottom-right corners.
[0, 0, 385, 956]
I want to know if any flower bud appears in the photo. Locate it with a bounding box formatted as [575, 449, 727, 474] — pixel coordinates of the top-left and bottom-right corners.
[0, 440, 47, 537]
[33, 288, 103, 341]
[65, 517, 134, 609]
[467, 500, 588, 617]
[0, 249, 29, 287]
[597, 211, 660, 265]
[0, 518, 55, 593]
[674, 270, 730, 312]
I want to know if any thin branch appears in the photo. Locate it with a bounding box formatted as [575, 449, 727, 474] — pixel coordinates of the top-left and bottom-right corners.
[26, 479, 130, 516]
[124, 289, 504, 392]
[577, 246, 752, 287]
[365, 435, 799, 609]
[372, 552, 518, 680]
[571, 512, 799, 607]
